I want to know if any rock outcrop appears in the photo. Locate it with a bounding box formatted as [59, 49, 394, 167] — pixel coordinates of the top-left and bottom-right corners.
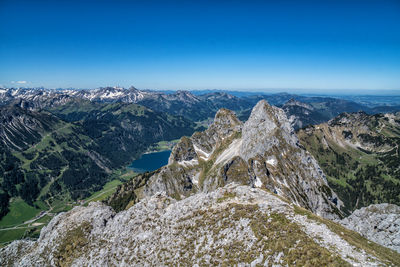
[110, 100, 343, 219]
[2, 184, 398, 266]
[340, 203, 400, 253]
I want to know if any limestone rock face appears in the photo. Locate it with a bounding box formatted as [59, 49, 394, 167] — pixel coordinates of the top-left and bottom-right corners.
[241, 100, 298, 161]
[115, 100, 343, 219]
[340, 203, 400, 253]
[168, 136, 198, 164]
[0, 184, 393, 266]
[240, 100, 341, 219]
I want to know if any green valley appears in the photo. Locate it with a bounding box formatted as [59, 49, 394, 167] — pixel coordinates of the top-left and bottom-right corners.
[0, 101, 198, 244]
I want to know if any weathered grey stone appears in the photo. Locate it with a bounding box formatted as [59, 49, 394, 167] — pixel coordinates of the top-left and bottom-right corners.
[141, 100, 342, 219]
[0, 184, 387, 266]
[341, 203, 400, 253]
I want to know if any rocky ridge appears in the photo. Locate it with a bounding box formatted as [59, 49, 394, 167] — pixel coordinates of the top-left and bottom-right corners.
[109, 100, 343, 219]
[2, 183, 399, 266]
[5, 87, 394, 124]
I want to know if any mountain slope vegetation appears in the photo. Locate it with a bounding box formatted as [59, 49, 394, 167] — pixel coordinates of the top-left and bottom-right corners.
[0, 103, 197, 221]
[297, 112, 400, 214]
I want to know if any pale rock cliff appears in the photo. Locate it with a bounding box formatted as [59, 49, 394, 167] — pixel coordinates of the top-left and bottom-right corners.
[138, 100, 342, 219]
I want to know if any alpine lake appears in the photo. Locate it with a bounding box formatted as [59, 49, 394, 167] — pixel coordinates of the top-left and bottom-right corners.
[129, 150, 171, 173]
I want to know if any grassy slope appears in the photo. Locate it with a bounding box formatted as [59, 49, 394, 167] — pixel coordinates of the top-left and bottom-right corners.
[0, 198, 42, 245]
[0, 168, 136, 246]
[0, 198, 41, 228]
[84, 169, 135, 203]
[297, 116, 400, 213]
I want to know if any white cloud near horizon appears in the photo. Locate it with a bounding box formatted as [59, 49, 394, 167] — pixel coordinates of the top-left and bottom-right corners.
[11, 81, 28, 84]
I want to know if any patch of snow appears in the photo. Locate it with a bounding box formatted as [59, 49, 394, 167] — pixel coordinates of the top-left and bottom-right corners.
[254, 177, 263, 188]
[192, 173, 200, 185]
[193, 144, 211, 160]
[266, 158, 277, 166]
[100, 91, 124, 99]
[178, 159, 198, 167]
[11, 89, 20, 96]
[215, 138, 242, 165]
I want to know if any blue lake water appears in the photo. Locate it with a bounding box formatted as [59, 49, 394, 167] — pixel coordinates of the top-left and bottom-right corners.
[128, 150, 171, 173]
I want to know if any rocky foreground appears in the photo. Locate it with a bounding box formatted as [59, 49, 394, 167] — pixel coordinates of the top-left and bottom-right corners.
[1, 184, 399, 266]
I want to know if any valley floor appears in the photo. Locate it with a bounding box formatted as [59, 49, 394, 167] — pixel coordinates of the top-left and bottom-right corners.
[0, 169, 135, 246]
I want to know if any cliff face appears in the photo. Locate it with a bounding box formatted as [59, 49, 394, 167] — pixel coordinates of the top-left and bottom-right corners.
[111, 100, 343, 219]
[1, 184, 397, 266]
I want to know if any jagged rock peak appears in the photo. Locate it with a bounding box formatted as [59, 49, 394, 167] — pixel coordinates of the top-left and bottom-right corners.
[168, 136, 197, 164]
[240, 100, 297, 161]
[213, 108, 242, 130]
[247, 99, 292, 130]
[168, 108, 242, 166]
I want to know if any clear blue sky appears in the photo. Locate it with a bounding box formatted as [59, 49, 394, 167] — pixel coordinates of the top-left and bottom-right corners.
[0, 0, 399, 91]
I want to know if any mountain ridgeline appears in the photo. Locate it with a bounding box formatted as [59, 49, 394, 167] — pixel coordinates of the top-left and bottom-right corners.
[1, 87, 399, 124]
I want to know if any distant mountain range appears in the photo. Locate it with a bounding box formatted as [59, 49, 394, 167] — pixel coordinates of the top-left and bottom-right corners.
[1, 87, 399, 124]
